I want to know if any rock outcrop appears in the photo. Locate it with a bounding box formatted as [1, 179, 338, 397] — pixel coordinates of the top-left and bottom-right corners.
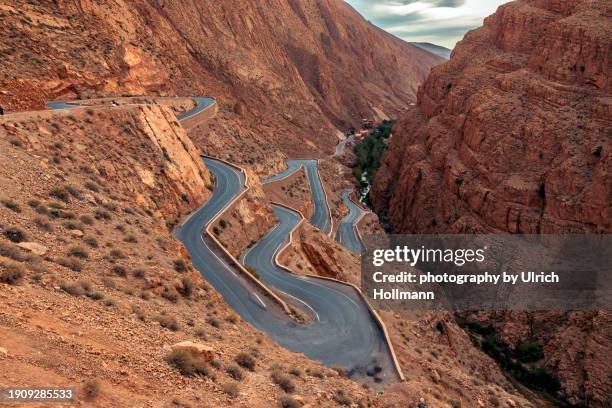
[370, 1, 611, 405]
[0, 0, 443, 159]
[372, 0, 610, 234]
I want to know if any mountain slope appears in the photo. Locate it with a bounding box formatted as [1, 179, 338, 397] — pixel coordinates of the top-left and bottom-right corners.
[0, 0, 442, 160]
[370, 1, 611, 405]
[411, 42, 452, 59]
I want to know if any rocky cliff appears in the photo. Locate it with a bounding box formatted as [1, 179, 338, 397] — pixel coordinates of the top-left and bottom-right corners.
[371, 0, 610, 234]
[0, 0, 442, 160]
[370, 1, 611, 405]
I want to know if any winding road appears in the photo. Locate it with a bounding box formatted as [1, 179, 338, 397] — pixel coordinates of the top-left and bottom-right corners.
[176, 158, 396, 384]
[263, 159, 332, 236]
[336, 190, 366, 254]
[48, 96, 398, 383]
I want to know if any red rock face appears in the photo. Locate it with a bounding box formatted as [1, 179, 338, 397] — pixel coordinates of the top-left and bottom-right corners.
[0, 0, 442, 158]
[371, 0, 611, 235]
[371, 1, 611, 405]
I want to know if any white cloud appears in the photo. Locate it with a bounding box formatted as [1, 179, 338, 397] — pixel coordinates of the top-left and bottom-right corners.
[346, 0, 510, 49]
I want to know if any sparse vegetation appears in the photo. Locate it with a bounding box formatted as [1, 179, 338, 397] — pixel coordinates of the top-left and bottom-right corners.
[166, 349, 213, 378]
[0, 262, 25, 285]
[56, 256, 83, 272]
[68, 245, 89, 259]
[0, 241, 25, 261]
[244, 265, 260, 280]
[2, 198, 21, 213]
[84, 181, 99, 192]
[34, 216, 53, 231]
[111, 265, 127, 277]
[49, 187, 70, 202]
[95, 209, 112, 221]
[352, 120, 395, 189]
[222, 382, 239, 398]
[207, 317, 221, 329]
[132, 268, 146, 279]
[80, 214, 95, 225]
[178, 277, 194, 298]
[333, 389, 352, 406]
[279, 395, 301, 408]
[157, 315, 180, 331]
[161, 287, 180, 303]
[83, 236, 99, 248]
[173, 258, 187, 273]
[4, 227, 27, 243]
[82, 380, 101, 400]
[235, 352, 256, 371]
[226, 364, 244, 381]
[60, 281, 87, 296]
[271, 370, 295, 393]
[108, 248, 126, 259]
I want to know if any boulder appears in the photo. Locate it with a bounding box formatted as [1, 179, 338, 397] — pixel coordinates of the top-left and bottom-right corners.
[17, 242, 48, 256]
[170, 341, 213, 362]
[69, 229, 84, 237]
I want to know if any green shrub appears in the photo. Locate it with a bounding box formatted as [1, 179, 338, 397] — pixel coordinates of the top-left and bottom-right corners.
[515, 341, 544, 363]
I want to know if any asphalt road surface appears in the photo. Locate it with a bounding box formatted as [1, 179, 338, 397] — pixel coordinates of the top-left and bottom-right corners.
[263, 159, 332, 235]
[48, 97, 215, 117]
[177, 158, 397, 384]
[336, 189, 365, 254]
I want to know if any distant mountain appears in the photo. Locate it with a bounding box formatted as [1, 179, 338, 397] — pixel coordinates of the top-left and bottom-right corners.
[411, 42, 452, 59]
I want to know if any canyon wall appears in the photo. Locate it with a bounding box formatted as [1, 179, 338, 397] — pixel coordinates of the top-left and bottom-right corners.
[372, 0, 610, 234]
[371, 1, 611, 405]
[0, 0, 442, 159]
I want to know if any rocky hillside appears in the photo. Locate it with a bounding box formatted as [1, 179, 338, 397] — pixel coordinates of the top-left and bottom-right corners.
[0, 106, 378, 407]
[370, 1, 611, 405]
[0, 0, 442, 161]
[371, 0, 610, 235]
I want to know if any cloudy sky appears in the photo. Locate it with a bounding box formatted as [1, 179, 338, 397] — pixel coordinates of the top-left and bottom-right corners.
[345, 0, 510, 49]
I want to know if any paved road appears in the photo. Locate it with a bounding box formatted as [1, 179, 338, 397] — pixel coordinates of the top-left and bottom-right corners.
[263, 159, 332, 235]
[336, 190, 365, 254]
[333, 134, 355, 157]
[177, 159, 396, 384]
[242, 204, 396, 384]
[48, 97, 215, 118]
